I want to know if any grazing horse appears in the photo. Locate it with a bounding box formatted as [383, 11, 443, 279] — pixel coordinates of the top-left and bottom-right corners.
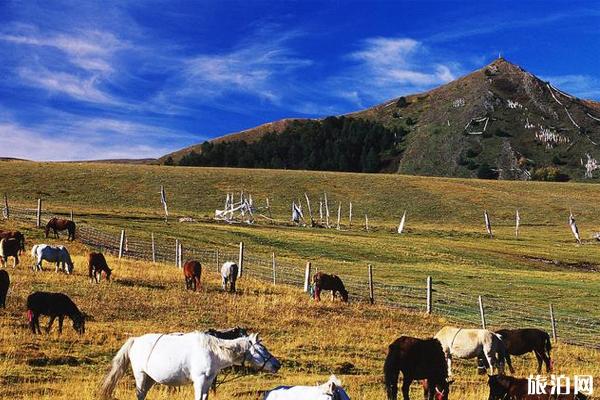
[99, 332, 281, 400]
[88, 252, 112, 283]
[26, 291, 85, 335]
[384, 336, 450, 400]
[434, 326, 506, 377]
[0, 238, 21, 268]
[495, 328, 552, 374]
[221, 261, 238, 292]
[205, 326, 249, 393]
[45, 217, 76, 241]
[313, 272, 349, 302]
[0, 270, 9, 308]
[263, 375, 351, 399]
[0, 230, 25, 253]
[31, 244, 74, 274]
[183, 260, 202, 291]
[488, 375, 588, 400]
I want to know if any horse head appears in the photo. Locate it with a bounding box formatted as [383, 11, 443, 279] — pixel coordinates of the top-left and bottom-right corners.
[73, 314, 85, 335]
[434, 379, 451, 400]
[245, 333, 281, 373]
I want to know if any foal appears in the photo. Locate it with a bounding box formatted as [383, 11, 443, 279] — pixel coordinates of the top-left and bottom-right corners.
[183, 260, 202, 291]
[88, 252, 112, 283]
[26, 291, 85, 335]
[313, 272, 349, 302]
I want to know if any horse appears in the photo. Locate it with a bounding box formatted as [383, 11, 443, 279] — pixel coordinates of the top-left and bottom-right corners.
[221, 261, 238, 292]
[384, 336, 450, 400]
[313, 272, 348, 302]
[0, 238, 21, 268]
[495, 328, 552, 374]
[99, 332, 281, 400]
[0, 230, 25, 253]
[263, 375, 351, 399]
[205, 326, 249, 393]
[487, 375, 588, 400]
[434, 326, 506, 377]
[0, 270, 9, 308]
[45, 217, 76, 241]
[88, 252, 112, 283]
[31, 244, 74, 274]
[26, 291, 85, 335]
[183, 260, 202, 291]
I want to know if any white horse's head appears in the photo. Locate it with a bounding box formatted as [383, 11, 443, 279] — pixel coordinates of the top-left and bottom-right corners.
[245, 333, 281, 373]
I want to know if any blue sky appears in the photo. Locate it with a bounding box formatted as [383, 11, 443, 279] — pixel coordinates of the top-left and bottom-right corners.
[1, 1, 599, 161]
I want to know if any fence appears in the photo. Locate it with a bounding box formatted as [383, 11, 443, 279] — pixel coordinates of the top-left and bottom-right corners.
[3, 202, 598, 349]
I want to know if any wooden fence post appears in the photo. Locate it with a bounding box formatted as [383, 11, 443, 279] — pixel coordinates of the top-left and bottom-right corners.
[178, 242, 183, 268]
[3, 193, 9, 219]
[365, 214, 369, 231]
[272, 252, 276, 285]
[175, 239, 179, 267]
[426, 276, 432, 314]
[478, 295, 487, 329]
[304, 262, 312, 292]
[238, 242, 244, 278]
[348, 202, 352, 228]
[36, 198, 42, 228]
[216, 249, 220, 272]
[549, 303, 558, 343]
[70, 209, 74, 221]
[336, 202, 341, 230]
[368, 264, 374, 304]
[151, 233, 156, 263]
[118, 229, 125, 259]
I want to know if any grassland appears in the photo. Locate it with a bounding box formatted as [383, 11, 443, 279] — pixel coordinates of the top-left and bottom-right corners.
[0, 160, 599, 399]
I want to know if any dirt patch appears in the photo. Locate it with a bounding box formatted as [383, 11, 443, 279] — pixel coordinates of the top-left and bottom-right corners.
[26, 355, 93, 367]
[115, 278, 166, 290]
[522, 256, 599, 272]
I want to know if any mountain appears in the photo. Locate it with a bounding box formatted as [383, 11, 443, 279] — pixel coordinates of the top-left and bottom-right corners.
[160, 58, 600, 181]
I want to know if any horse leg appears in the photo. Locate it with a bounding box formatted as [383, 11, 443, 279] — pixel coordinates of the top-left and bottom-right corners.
[534, 350, 543, 374]
[446, 353, 453, 378]
[192, 375, 209, 400]
[401, 376, 412, 400]
[542, 351, 552, 373]
[35, 315, 42, 334]
[58, 316, 64, 334]
[14, 254, 19, 268]
[231, 278, 236, 293]
[484, 349, 497, 375]
[45, 316, 56, 333]
[331, 290, 335, 301]
[314, 287, 321, 301]
[505, 353, 515, 374]
[222, 277, 227, 291]
[133, 371, 155, 400]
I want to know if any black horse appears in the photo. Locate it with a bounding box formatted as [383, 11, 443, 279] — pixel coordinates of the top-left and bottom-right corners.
[495, 328, 552, 374]
[0, 270, 9, 308]
[384, 336, 451, 400]
[26, 291, 85, 334]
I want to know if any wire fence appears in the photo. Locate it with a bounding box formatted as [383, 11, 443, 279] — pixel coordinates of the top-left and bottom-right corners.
[3, 204, 598, 349]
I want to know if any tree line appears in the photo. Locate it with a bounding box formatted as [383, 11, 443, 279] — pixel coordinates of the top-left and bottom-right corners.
[176, 116, 406, 173]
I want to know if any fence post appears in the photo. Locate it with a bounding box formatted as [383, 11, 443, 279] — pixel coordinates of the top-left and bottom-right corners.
[118, 229, 125, 259]
[238, 242, 244, 278]
[426, 276, 432, 314]
[368, 264, 374, 304]
[3, 193, 9, 219]
[303, 262, 312, 292]
[478, 295, 487, 329]
[70, 209, 74, 221]
[348, 202, 352, 227]
[216, 249, 220, 272]
[175, 239, 179, 267]
[272, 252, 276, 285]
[36, 198, 42, 228]
[365, 214, 369, 231]
[549, 303, 558, 343]
[178, 242, 183, 268]
[151, 233, 156, 263]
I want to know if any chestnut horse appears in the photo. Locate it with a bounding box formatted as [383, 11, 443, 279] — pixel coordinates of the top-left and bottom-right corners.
[495, 328, 552, 374]
[488, 375, 588, 400]
[88, 252, 112, 283]
[313, 272, 348, 302]
[45, 217, 76, 241]
[183, 260, 202, 291]
[0, 230, 25, 253]
[384, 336, 451, 400]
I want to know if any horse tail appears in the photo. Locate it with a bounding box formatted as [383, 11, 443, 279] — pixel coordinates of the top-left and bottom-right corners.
[493, 333, 508, 366]
[99, 337, 135, 399]
[544, 332, 552, 356]
[383, 345, 401, 400]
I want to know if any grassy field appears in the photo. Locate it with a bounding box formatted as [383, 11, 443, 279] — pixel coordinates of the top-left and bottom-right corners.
[0, 160, 599, 398]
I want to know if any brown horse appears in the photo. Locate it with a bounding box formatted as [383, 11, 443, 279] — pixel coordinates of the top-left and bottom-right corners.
[0, 270, 9, 308]
[45, 217, 76, 241]
[0, 238, 21, 268]
[183, 260, 202, 291]
[313, 271, 348, 302]
[0, 230, 25, 253]
[488, 375, 587, 400]
[384, 336, 451, 400]
[88, 252, 112, 283]
[496, 328, 552, 374]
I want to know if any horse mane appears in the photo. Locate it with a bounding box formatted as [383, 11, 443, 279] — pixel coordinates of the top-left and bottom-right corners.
[196, 332, 250, 362]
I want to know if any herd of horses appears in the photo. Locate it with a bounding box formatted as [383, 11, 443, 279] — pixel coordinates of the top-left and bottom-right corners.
[0, 219, 590, 400]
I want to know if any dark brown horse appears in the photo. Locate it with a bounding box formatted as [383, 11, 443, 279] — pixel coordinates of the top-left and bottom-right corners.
[488, 375, 587, 400]
[88, 252, 112, 283]
[183, 260, 202, 291]
[0, 238, 21, 268]
[496, 328, 552, 374]
[45, 217, 76, 241]
[0, 230, 25, 253]
[313, 271, 348, 302]
[26, 291, 85, 335]
[0, 270, 9, 308]
[384, 336, 451, 400]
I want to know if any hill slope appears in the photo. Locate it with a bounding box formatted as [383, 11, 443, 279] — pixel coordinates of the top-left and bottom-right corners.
[161, 58, 600, 181]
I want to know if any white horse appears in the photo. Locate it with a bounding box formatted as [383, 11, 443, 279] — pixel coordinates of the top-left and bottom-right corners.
[100, 331, 280, 400]
[434, 326, 506, 376]
[31, 244, 74, 274]
[264, 375, 351, 399]
[221, 261, 238, 292]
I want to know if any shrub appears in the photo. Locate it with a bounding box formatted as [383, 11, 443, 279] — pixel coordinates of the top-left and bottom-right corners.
[532, 167, 570, 182]
[477, 163, 498, 179]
